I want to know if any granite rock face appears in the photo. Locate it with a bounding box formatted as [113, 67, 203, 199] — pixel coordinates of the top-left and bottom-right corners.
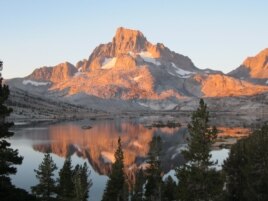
[8, 27, 268, 112]
[27, 62, 77, 82]
[229, 48, 268, 85]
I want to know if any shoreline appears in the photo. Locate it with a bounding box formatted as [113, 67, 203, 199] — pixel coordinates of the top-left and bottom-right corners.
[10, 112, 256, 150]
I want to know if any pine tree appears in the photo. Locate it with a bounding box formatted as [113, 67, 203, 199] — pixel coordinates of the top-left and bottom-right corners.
[144, 135, 163, 201]
[57, 157, 74, 201]
[131, 169, 145, 201]
[0, 61, 24, 198]
[102, 137, 127, 201]
[163, 176, 177, 201]
[223, 124, 268, 201]
[31, 153, 58, 201]
[73, 162, 92, 201]
[176, 99, 223, 201]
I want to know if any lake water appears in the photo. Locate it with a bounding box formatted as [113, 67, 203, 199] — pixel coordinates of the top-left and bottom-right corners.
[10, 118, 231, 201]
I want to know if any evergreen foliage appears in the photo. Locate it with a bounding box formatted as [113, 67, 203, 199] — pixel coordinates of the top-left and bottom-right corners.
[102, 137, 127, 201]
[32, 153, 58, 201]
[34, 154, 92, 201]
[73, 162, 92, 201]
[131, 169, 145, 201]
[0, 61, 25, 200]
[144, 135, 163, 201]
[163, 176, 177, 201]
[0, 62, 23, 175]
[176, 99, 223, 201]
[223, 124, 268, 201]
[57, 157, 74, 201]
[183, 99, 217, 166]
[0, 175, 38, 201]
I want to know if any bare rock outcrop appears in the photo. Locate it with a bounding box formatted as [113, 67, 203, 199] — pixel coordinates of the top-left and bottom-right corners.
[115, 54, 137, 70]
[51, 62, 77, 82]
[197, 74, 268, 97]
[27, 62, 77, 83]
[27, 66, 53, 81]
[112, 27, 148, 55]
[229, 48, 268, 84]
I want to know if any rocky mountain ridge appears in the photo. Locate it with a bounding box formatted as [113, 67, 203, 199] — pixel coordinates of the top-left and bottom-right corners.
[229, 48, 268, 85]
[27, 62, 77, 82]
[7, 27, 268, 112]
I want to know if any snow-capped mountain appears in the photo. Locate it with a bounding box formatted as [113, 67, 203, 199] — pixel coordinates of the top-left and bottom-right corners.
[7, 27, 268, 112]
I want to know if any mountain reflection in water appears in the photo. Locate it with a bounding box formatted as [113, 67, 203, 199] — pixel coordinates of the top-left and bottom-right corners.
[10, 118, 249, 201]
[30, 119, 187, 174]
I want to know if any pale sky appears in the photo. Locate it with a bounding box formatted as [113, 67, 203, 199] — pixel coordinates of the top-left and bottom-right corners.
[1, 0, 268, 78]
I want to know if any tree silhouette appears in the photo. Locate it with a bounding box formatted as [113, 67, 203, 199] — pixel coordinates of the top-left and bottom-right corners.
[102, 137, 127, 201]
[32, 153, 58, 201]
[0, 60, 25, 200]
[73, 162, 92, 201]
[223, 124, 268, 201]
[144, 135, 163, 201]
[176, 99, 223, 201]
[57, 157, 74, 201]
[131, 169, 145, 201]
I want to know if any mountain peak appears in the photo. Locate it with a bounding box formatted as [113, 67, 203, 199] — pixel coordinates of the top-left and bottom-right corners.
[27, 62, 77, 82]
[84, 27, 198, 72]
[115, 27, 144, 38]
[229, 48, 268, 84]
[112, 27, 148, 54]
[243, 48, 268, 70]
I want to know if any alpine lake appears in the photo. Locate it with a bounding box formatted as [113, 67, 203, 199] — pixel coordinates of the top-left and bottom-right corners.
[9, 114, 253, 201]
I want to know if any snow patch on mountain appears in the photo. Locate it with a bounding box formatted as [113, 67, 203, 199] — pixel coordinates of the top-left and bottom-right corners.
[138, 102, 150, 108]
[101, 57, 117, 69]
[139, 51, 153, 58]
[139, 51, 161, 66]
[167, 71, 176, 77]
[74, 68, 85, 77]
[138, 101, 177, 110]
[22, 80, 50, 86]
[171, 63, 194, 78]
